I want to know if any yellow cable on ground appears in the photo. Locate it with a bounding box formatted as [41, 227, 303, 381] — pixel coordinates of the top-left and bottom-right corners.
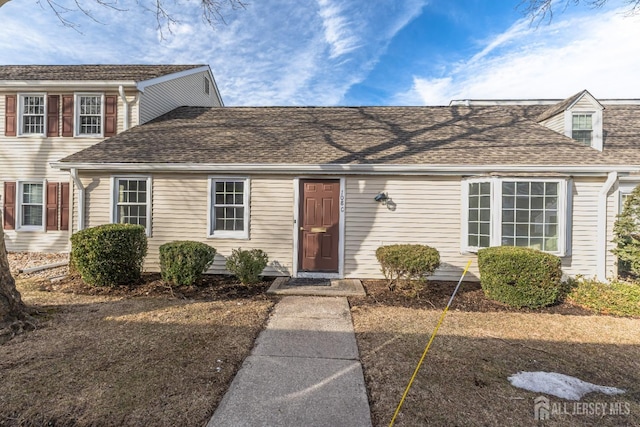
[389, 259, 473, 427]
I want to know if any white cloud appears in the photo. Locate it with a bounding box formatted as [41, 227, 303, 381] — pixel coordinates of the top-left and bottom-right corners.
[316, 0, 360, 58]
[0, 0, 425, 105]
[401, 7, 640, 105]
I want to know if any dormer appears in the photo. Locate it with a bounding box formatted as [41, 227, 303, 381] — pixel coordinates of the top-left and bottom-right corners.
[537, 90, 604, 151]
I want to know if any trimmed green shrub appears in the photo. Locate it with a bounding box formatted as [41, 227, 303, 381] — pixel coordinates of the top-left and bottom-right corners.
[159, 241, 217, 286]
[225, 248, 269, 285]
[477, 246, 562, 308]
[612, 184, 640, 278]
[70, 224, 147, 287]
[375, 244, 440, 290]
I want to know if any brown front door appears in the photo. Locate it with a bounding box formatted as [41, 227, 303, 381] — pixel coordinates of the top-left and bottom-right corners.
[299, 179, 340, 272]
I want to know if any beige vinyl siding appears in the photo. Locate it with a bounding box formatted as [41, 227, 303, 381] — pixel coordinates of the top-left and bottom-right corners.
[344, 176, 477, 281]
[564, 178, 602, 278]
[71, 172, 613, 280]
[574, 97, 597, 110]
[0, 91, 137, 252]
[138, 70, 220, 124]
[345, 176, 606, 281]
[539, 113, 564, 133]
[79, 173, 293, 276]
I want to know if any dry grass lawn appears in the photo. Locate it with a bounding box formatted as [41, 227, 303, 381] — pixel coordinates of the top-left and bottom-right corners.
[0, 279, 275, 426]
[351, 284, 640, 427]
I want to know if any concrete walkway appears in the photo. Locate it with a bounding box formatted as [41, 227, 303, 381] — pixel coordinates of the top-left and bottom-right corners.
[208, 296, 372, 427]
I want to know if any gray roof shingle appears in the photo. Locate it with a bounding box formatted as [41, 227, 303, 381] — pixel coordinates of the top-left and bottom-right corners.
[0, 65, 205, 82]
[60, 105, 625, 167]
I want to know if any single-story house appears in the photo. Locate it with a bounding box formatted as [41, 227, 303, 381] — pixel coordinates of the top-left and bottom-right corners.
[52, 90, 640, 281]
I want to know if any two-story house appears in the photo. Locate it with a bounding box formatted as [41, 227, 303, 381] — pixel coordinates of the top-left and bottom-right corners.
[51, 89, 640, 281]
[1, 64, 222, 253]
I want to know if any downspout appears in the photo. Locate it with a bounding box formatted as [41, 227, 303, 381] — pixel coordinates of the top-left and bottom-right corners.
[118, 85, 138, 131]
[70, 168, 85, 231]
[597, 171, 618, 280]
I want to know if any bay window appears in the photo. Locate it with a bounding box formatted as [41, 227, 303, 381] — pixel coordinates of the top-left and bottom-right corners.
[462, 178, 569, 256]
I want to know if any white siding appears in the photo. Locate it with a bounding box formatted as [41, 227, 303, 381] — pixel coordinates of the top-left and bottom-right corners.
[139, 71, 220, 124]
[0, 91, 136, 252]
[574, 97, 597, 110]
[80, 173, 293, 276]
[540, 113, 564, 133]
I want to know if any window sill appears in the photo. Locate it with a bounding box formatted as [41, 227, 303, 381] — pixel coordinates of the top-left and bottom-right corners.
[208, 233, 249, 240]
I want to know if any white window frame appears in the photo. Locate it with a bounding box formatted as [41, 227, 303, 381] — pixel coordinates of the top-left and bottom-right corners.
[110, 176, 152, 236]
[207, 177, 250, 239]
[571, 113, 593, 146]
[461, 177, 569, 256]
[204, 76, 210, 96]
[17, 93, 46, 137]
[75, 93, 104, 137]
[16, 180, 46, 232]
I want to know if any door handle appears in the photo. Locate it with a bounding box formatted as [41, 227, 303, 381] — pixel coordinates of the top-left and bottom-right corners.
[300, 227, 304, 231]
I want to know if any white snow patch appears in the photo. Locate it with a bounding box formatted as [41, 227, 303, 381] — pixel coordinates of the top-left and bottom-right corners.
[508, 372, 625, 401]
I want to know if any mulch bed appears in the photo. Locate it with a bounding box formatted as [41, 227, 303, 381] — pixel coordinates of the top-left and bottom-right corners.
[351, 280, 593, 315]
[34, 273, 275, 301]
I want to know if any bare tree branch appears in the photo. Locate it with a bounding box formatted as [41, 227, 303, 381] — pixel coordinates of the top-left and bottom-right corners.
[518, 0, 640, 25]
[3, 0, 246, 39]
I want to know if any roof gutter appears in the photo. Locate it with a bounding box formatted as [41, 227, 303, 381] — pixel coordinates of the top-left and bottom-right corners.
[70, 168, 85, 231]
[50, 162, 640, 176]
[597, 171, 618, 280]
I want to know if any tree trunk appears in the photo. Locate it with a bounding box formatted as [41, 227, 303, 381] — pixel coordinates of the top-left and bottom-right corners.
[0, 222, 34, 343]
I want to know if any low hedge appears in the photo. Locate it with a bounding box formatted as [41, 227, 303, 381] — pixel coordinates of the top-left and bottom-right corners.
[375, 244, 440, 290]
[225, 248, 269, 285]
[159, 241, 217, 286]
[477, 246, 563, 308]
[70, 224, 147, 287]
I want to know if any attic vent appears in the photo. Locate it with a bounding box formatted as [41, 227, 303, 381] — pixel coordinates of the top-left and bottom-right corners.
[204, 77, 210, 96]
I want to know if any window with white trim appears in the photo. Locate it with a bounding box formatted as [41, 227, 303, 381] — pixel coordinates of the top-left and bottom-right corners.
[17, 181, 45, 231]
[462, 178, 568, 255]
[209, 178, 249, 238]
[19, 94, 46, 135]
[204, 77, 210, 95]
[572, 113, 592, 145]
[113, 177, 151, 232]
[76, 93, 103, 136]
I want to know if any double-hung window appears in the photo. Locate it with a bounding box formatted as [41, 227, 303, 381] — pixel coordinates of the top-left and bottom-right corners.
[463, 178, 568, 256]
[17, 181, 45, 231]
[112, 177, 151, 234]
[76, 93, 103, 136]
[19, 94, 46, 136]
[572, 113, 593, 146]
[209, 177, 250, 238]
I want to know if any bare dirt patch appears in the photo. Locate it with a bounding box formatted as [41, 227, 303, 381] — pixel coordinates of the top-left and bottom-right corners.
[0, 276, 276, 427]
[350, 281, 640, 426]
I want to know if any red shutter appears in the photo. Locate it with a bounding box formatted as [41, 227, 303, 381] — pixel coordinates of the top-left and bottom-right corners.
[47, 95, 60, 137]
[5, 95, 17, 136]
[62, 95, 74, 137]
[60, 182, 70, 231]
[46, 182, 59, 231]
[104, 95, 117, 137]
[3, 182, 16, 230]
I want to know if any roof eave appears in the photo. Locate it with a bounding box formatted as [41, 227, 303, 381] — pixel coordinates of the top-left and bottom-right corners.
[50, 162, 640, 176]
[0, 80, 138, 89]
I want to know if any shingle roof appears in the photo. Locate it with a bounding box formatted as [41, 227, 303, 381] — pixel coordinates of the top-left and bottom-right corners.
[60, 105, 617, 167]
[0, 65, 205, 81]
[536, 90, 587, 122]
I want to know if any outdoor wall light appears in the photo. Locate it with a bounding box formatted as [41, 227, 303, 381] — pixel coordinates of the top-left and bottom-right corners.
[374, 192, 389, 203]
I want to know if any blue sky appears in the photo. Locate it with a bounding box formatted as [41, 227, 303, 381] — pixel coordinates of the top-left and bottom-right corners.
[0, 0, 638, 105]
